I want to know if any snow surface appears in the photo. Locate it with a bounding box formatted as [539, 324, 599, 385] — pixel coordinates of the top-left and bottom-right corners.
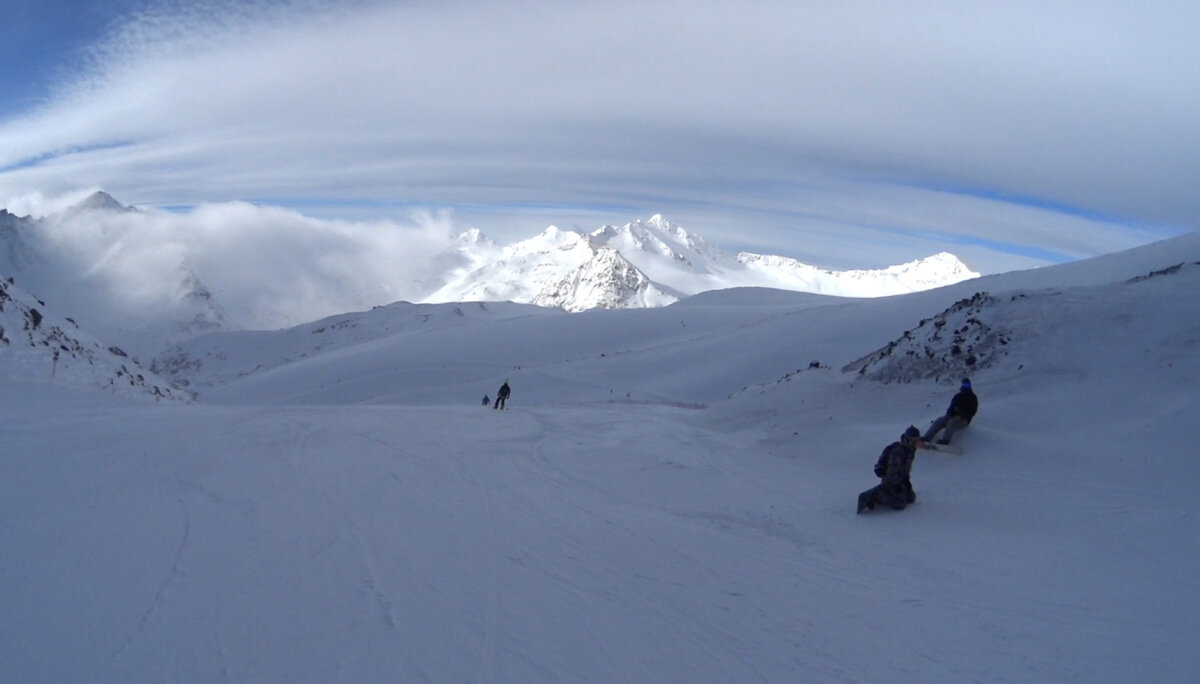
[3, 233, 1200, 682]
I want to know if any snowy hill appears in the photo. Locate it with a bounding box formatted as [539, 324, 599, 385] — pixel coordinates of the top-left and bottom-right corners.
[2, 231, 1198, 682]
[161, 232, 1200, 411]
[152, 299, 557, 392]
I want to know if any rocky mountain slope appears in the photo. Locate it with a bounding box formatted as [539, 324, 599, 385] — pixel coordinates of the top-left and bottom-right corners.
[0, 276, 186, 401]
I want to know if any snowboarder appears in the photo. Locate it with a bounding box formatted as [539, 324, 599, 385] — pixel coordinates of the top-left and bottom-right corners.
[857, 426, 921, 514]
[922, 377, 978, 445]
[493, 380, 511, 410]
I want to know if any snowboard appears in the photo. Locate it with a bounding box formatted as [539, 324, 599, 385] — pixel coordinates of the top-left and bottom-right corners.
[919, 441, 962, 456]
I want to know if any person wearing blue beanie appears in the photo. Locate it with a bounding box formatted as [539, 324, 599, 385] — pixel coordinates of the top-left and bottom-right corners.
[922, 378, 978, 445]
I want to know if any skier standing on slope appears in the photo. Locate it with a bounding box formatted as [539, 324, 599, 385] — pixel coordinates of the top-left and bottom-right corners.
[922, 377, 978, 445]
[493, 380, 511, 410]
[858, 426, 920, 514]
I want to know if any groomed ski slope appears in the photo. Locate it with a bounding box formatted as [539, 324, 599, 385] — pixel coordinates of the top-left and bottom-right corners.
[2, 234, 1199, 682]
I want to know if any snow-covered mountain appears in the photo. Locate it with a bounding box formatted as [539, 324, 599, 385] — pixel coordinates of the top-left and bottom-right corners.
[0, 192, 228, 359]
[0, 276, 186, 400]
[62, 189, 135, 216]
[2, 230, 1199, 681]
[428, 214, 979, 311]
[0, 206, 40, 273]
[425, 223, 679, 311]
[154, 230, 1200, 408]
[1, 197, 977, 354]
[738, 249, 977, 296]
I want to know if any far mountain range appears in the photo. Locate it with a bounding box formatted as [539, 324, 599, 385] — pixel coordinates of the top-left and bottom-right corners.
[426, 214, 978, 312]
[1, 192, 977, 357]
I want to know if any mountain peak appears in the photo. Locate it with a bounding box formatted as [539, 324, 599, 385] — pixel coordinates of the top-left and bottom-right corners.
[531, 247, 675, 311]
[72, 191, 131, 213]
[1, 208, 31, 228]
[457, 227, 492, 246]
[885, 252, 979, 284]
[527, 225, 586, 248]
[592, 216, 702, 258]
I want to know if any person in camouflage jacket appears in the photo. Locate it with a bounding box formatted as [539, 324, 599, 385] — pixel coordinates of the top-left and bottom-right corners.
[857, 426, 920, 514]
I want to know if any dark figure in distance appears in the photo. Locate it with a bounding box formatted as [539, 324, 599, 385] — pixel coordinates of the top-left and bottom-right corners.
[858, 426, 921, 514]
[493, 380, 511, 410]
[922, 378, 978, 445]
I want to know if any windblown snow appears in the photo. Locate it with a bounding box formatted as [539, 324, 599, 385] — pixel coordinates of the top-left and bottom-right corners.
[2, 212, 1198, 681]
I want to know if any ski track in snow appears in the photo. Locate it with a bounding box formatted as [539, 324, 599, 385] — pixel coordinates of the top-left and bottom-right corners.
[111, 496, 191, 660]
[4, 388, 1198, 682]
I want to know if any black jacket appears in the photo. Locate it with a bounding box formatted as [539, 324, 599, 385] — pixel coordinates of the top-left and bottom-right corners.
[947, 388, 978, 423]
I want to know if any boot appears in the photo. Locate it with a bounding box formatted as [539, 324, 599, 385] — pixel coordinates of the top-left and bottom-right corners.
[857, 490, 874, 514]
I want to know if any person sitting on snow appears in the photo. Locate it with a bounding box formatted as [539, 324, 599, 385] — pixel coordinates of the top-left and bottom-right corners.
[858, 426, 920, 514]
[922, 377, 978, 445]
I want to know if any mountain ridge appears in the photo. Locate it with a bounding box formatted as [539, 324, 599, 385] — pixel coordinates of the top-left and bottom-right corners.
[427, 213, 979, 309]
[1, 194, 977, 355]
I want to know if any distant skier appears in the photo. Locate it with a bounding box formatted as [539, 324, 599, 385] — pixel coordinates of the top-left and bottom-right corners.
[857, 426, 921, 514]
[922, 378, 978, 445]
[482, 395, 490, 407]
[493, 380, 511, 410]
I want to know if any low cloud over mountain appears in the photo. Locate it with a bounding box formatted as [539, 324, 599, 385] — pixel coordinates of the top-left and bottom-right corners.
[1, 194, 976, 358]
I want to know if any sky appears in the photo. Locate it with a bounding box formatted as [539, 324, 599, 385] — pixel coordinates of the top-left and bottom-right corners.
[1, 0, 1198, 274]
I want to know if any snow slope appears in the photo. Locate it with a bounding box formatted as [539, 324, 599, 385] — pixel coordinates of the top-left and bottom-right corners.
[2, 233, 1199, 682]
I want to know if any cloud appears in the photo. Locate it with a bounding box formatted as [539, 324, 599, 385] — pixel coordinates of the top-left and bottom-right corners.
[31, 200, 458, 329]
[1, 0, 1197, 274]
